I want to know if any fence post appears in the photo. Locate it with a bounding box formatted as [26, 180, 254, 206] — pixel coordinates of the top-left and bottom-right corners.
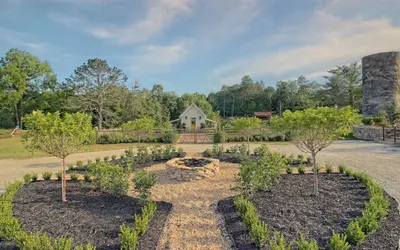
[382, 126, 385, 141]
[95, 129, 98, 144]
[394, 126, 397, 144]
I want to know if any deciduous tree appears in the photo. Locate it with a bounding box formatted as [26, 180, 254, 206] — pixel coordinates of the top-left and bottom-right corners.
[232, 117, 262, 155]
[122, 117, 155, 143]
[22, 111, 94, 202]
[271, 106, 358, 195]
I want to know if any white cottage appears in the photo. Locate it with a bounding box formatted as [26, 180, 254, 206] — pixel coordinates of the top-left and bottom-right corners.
[171, 103, 217, 130]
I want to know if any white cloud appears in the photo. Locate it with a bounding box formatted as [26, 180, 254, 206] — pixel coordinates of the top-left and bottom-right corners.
[212, 1, 400, 86]
[127, 40, 192, 74]
[0, 27, 48, 56]
[49, 0, 193, 44]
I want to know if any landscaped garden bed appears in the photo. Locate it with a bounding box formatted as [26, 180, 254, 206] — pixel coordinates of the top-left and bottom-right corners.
[218, 173, 400, 250]
[4, 181, 172, 249]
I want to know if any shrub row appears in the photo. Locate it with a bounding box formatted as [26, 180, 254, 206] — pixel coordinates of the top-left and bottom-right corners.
[233, 196, 318, 249]
[98, 132, 179, 144]
[123, 145, 185, 165]
[361, 116, 386, 126]
[119, 202, 157, 250]
[0, 180, 95, 250]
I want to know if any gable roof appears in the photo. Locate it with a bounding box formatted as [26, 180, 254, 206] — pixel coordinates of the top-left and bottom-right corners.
[179, 103, 207, 118]
[254, 112, 273, 118]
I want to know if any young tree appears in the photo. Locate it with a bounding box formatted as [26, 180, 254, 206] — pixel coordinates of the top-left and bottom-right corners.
[122, 117, 155, 143]
[22, 111, 94, 202]
[66, 58, 128, 130]
[0, 49, 56, 128]
[232, 117, 262, 155]
[271, 106, 358, 195]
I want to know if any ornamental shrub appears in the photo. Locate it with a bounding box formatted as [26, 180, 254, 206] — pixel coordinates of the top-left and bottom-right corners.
[74, 242, 96, 250]
[286, 166, 293, 174]
[95, 157, 101, 163]
[372, 116, 384, 126]
[67, 163, 74, 169]
[70, 172, 78, 181]
[297, 154, 305, 161]
[236, 153, 284, 196]
[134, 213, 149, 237]
[211, 144, 224, 157]
[177, 147, 185, 157]
[361, 117, 373, 126]
[42, 172, 52, 181]
[345, 169, 353, 176]
[357, 211, 379, 234]
[31, 173, 38, 182]
[306, 156, 312, 163]
[345, 221, 365, 245]
[23, 174, 32, 184]
[250, 220, 270, 247]
[119, 224, 138, 250]
[269, 231, 291, 250]
[104, 156, 110, 162]
[325, 163, 333, 174]
[132, 169, 156, 204]
[162, 131, 179, 143]
[295, 233, 319, 250]
[298, 165, 305, 175]
[76, 160, 83, 168]
[90, 163, 130, 195]
[52, 236, 74, 250]
[56, 171, 62, 181]
[328, 232, 350, 250]
[253, 144, 271, 157]
[339, 164, 346, 173]
[84, 172, 92, 182]
[111, 155, 117, 161]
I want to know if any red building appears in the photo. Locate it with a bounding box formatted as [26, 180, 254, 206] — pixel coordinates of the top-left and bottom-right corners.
[254, 112, 273, 120]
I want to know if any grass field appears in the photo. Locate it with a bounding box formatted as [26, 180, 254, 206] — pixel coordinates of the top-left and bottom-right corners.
[0, 137, 142, 160]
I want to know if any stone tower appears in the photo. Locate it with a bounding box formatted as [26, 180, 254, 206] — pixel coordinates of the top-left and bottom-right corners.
[362, 51, 400, 116]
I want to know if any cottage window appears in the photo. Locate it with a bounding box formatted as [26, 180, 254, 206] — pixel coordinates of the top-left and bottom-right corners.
[185, 116, 187, 120]
[199, 116, 201, 120]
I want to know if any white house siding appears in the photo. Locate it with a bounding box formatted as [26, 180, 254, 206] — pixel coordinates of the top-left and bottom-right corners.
[180, 105, 205, 129]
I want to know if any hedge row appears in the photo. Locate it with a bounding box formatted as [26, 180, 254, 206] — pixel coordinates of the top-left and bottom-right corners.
[233, 169, 390, 249]
[98, 132, 179, 144]
[119, 202, 157, 250]
[0, 181, 95, 250]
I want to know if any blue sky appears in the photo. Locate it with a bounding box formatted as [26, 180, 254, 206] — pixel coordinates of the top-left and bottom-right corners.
[1, 0, 400, 94]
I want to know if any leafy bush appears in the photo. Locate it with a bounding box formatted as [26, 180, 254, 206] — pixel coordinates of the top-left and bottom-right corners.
[211, 144, 224, 157]
[298, 154, 305, 161]
[111, 155, 117, 161]
[372, 116, 384, 126]
[361, 117, 373, 126]
[269, 231, 291, 250]
[250, 220, 269, 247]
[95, 157, 101, 163]
[213, 131, 226, 143]
[76, 160, 83, 168]
[339, 164, 346, 173]
[67, 163, 74, 169]
[286, 166, 293, 174]
[90, 163, 130, 195]
[70, 172, 79, 181]
[295, 233, 319, 250]
[203, 148, 212, 157]
[87, 160, 93, 166]
[253, 144, 271, 157]
[119, 224, 138, 250]
[31, 173, 38, 182]
[56, 171, 62, 181]
[23, 174, 32, 184]
[357, 211, 379, 234]
[345, 169, 353, 176]
[177, 147, 185, 157]
[162, 131, 179, 143]
[42, 172, 52, 181]
[236, 153, 284, 196]
[53, 236, 74, 250]
[133, 169, 156, 204]
[325, 163, 333, 174]
[298, 165, 305, 174]
[120, 154, 125, 159]
[328, 232, 350, 250]
[84, 172, 92, 182]
[306, 156, 312, 163]
[104, 156, 110, 162]
[345, 221, 365, 245]
[75, 242, 96, 250]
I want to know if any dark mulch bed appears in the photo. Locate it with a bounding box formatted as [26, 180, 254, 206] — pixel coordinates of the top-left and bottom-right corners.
[10, 181, 172, 250]
[218, 173, 400, 250]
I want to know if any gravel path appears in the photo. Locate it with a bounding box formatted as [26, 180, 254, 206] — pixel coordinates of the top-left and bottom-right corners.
[142, 159, 237, 250]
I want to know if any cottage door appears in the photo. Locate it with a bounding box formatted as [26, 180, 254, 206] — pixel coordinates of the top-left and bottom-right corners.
[191, 118, 196, 130]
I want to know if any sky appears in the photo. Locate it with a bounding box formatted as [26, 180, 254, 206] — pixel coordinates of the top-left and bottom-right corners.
[1, 0, 400, 94]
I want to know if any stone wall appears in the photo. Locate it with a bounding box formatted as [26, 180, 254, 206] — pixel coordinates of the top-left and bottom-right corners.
[353, 125, 400, 141]
[362, 52, 400, 116]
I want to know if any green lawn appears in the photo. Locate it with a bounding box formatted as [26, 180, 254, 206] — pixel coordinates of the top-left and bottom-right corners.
[0, 137, 141, 160]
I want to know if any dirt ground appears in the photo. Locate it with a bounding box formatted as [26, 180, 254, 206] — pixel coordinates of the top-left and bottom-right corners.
[142, 159, 238, 250]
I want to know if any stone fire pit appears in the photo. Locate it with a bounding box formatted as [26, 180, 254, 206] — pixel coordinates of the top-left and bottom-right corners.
[166, 157, 220, 181]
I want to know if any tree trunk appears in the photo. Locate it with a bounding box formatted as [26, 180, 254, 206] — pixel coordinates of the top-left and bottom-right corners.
[279, 100, 282, 118]
[14, 101, 20, 128]
[247, 135, 250, 156]
[312, 153, 319, 195]
[98, 107, 103, 130]
[62, 158, 67, 202]
[19, 95, 23, 129]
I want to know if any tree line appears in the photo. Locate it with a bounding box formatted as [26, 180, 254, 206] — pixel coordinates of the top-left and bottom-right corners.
[0, 48, 362, 130]
[208, 63, 362, 117]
